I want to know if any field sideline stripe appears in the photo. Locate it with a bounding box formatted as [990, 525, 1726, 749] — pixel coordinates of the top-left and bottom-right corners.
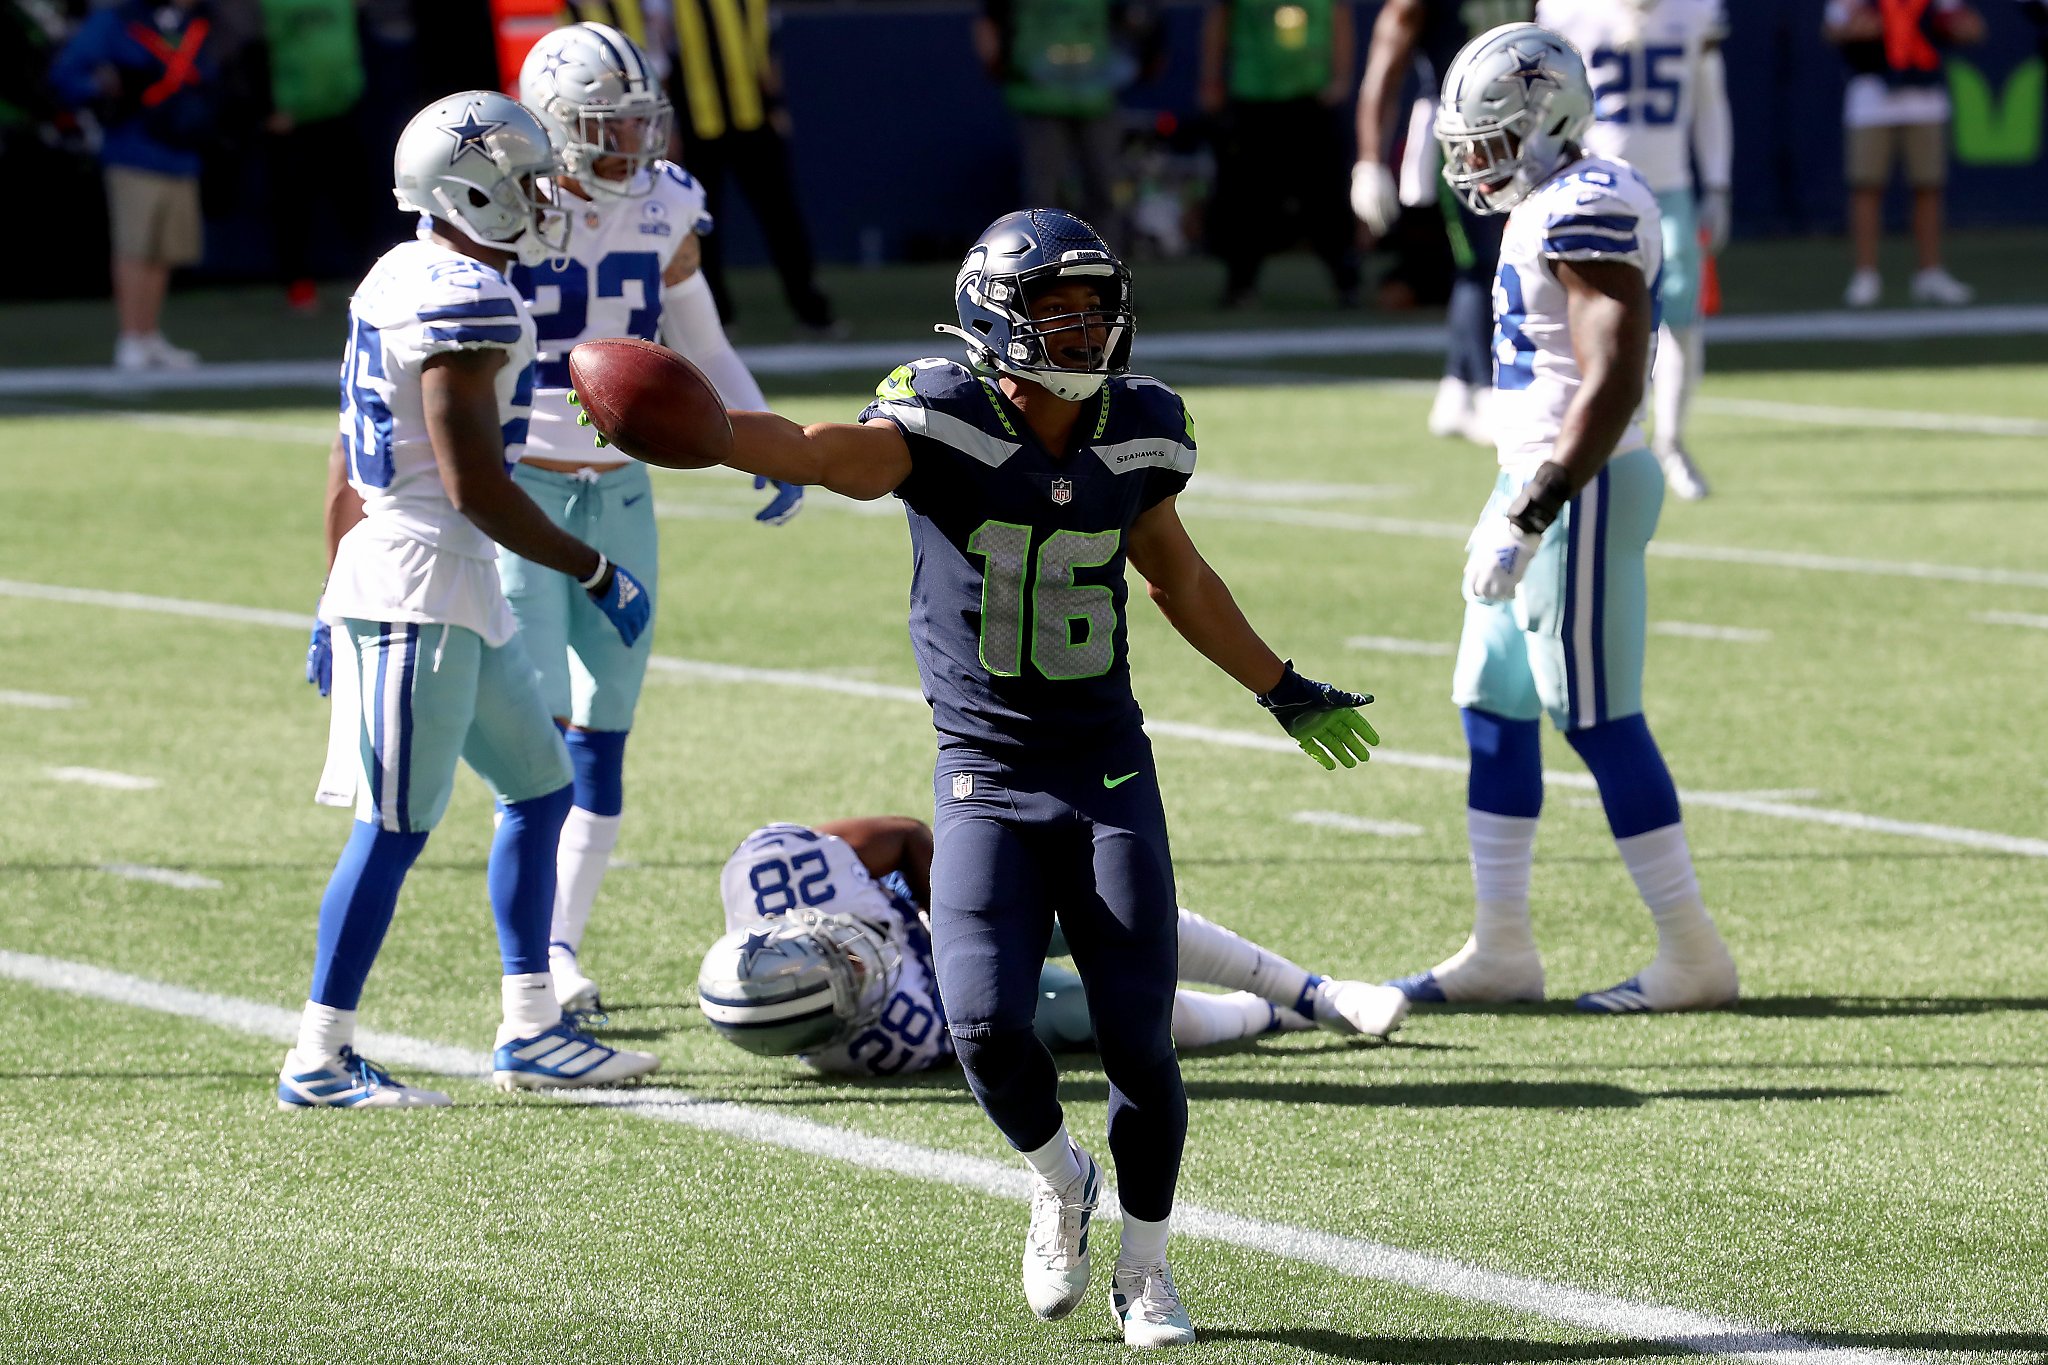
[0, 947, 1908, 1365]
[4, 577, 2045, 861]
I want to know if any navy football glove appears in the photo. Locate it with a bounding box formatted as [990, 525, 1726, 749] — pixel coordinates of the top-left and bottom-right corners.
[306, 610, 332, 698]
[753, 475, 804, 525]
[584, 556, 652, 647]
[1257, 662, 1378, 770]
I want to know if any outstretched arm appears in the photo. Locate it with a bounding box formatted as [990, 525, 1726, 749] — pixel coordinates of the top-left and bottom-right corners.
[724, 413, 913, 502]
[1126, 495, 1285, 693]
[814, 816, 933, 907]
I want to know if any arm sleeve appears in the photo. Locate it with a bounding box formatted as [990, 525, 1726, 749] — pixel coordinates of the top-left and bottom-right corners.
[1692, 47, 1733, 191]
[659, 269, 766, 410]
[1539, 187, 1649, 270]
[1140, 391, 1197, 510]
[395, 275, 528, 365]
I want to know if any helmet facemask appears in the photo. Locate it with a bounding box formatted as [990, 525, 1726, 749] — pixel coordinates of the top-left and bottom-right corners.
[554, 95, 673, 199]
[431, 169, 569, 267]
[1439, 109, 1542, 215]
[944, 253, 1136, 402]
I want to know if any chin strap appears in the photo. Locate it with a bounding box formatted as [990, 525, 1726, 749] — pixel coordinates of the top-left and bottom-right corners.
[932, 324, 1106, 401]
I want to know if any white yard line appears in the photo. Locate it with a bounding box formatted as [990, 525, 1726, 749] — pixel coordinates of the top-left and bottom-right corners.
[0, 947, 1915, 1365]
[1695, 396, 2048, 438]
[1292, 810, 1427, 838]
[1652, 622, 1773, 643]
[1345, 635, 1457, 657]
[0, 689, 80, 710]
[1975, 611, 2048, 631]
[47, 766, 159, 791]
[96, 862, 222, 891]
[4, 578, 2045, 860]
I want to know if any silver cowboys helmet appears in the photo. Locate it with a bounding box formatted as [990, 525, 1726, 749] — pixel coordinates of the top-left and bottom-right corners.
[1436, 23, 1594, 215]
[697, 912, 902, 1056]
[519, 21, 673, 200]
[392, 90, 568, 267]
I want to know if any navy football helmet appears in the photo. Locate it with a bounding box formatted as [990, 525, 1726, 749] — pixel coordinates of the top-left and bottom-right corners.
[935, 209, 1135, 401]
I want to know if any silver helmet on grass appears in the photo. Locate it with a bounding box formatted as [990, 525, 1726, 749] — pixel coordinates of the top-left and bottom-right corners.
[393, 90, 568, 267]
[519, 22, 673, 200]
[697, 912, 902, 1056]
[1436, 24, 1595, 215]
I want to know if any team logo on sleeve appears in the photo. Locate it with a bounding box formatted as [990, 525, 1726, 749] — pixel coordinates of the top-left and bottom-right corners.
[1049, 477, 1074, 506]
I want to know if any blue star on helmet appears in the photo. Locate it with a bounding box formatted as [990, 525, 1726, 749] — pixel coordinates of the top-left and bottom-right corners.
[540, 50, 570, 80]
[442, 107, 503, 167]
[738, 927, 778, 968]
[1503, 46, 1554, 95]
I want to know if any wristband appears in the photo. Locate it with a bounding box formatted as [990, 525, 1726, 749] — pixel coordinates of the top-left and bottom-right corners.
[1505, 462, 1574, 536]
[578, 552, 611, 593]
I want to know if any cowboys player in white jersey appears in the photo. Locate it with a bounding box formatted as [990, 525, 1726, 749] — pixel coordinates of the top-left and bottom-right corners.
[505, 22, 794, 1021]
[1536, 0, 1731, 500]
[288, 92, 659, 1107]
[698, 818, 1409, 1077]
[1384, 25, 1738, 1015]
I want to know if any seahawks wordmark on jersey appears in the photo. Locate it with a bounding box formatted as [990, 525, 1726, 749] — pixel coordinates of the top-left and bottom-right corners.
[721, 825, 950, 1077]
[858, 359, 1196, 752]
[513, 162, 711, 455]
[1537, 0, 1727, 193]
[323, 235, 538, 647]
[1490, 157, 1664, 479]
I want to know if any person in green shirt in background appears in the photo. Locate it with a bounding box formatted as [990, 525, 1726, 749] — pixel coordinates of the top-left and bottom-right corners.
[251, 0, 370, 313]
[1199, 0, 1360, 308]
[975, 0, 1163, 245]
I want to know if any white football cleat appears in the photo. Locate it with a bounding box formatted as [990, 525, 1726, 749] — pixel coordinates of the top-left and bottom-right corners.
[1578, 941, 1739, 1014]
[1022, 1141, 1100, 1320]
[147, 334, 201, 369]
[1426, 376, 1475, 438]
[114, 335, 155, 372]
[1387, 936, 1544, 1004]
[549, 945, 603, 1017]
[492, 1021, 658, 1090]
[277, 1046, 452, 1110]
[1312, 978, 1409, 1039]
[1909, 266, 1973, 306]
[1843, 269, 1882, 308]
[1654, 445, 1711, 501]
[1111, 1259, 1196, 1349]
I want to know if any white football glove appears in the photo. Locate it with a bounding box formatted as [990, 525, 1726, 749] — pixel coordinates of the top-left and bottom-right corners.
[1463, 514, 1545, 604]
[1698, 188, 1732, 255]
[1350, 160, 1401, 237]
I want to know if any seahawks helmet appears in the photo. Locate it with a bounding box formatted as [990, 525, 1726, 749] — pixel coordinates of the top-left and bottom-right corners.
[697, 912, 901, 1056]
[934, 209, 1135, 402]
[392, 90, 568, 266]
[1435, 24, 1594, 215]
[519, 22, 673, 200]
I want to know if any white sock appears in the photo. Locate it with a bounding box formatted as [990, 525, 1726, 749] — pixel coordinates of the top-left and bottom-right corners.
[1615, 822, 1722, 957]
[550, 808, 622, 954]
[1021, 1126, 1083, 1186]
[1653, 323, 1701, 452]
[295, 1001, 355, 1065]
[1119, 1211, 1170, 1266]
[498, 972, 562, 1044]
[1467, 809, 1539, 955]
[1174, 910, 1312, 1011]
[1168, 990, 1278, 1049]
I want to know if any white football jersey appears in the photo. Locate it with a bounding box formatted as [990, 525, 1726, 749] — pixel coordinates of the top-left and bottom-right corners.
[514, 162, 711, 458]
[1537, 0, 1726, 192]
[323, 235, 536, 645]
[720, 825, 952, 1077]
[1490, 156, 1664, 478]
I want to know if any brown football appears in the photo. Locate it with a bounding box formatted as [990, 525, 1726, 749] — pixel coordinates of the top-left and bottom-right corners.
[566, 337, 733, 471]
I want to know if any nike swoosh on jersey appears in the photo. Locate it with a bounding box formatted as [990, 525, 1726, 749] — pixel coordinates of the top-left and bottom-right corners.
[1103, 772, 1140, 788]
[622, 493, 646, 507]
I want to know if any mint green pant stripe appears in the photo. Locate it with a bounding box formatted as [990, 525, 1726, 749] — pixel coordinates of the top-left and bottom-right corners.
[1451, 449, 1664, 732]
[1656, 189, 1701, 328]
[342, 618, 571, 832]
[499, 461, 660, 731]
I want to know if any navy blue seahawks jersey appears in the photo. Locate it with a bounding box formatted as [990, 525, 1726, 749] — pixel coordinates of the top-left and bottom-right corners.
[858, 359, 1196, 752]
[1419, 0, 1537, 86]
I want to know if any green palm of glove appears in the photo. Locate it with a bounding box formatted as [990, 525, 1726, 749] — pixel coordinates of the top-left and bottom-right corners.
[1285, 707, 1380, 771]
[565, 391, 611, 449]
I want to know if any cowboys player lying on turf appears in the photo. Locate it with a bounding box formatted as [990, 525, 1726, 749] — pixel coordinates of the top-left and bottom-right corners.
[507, 22, 797, 1023]
[289, 92, 658, 1108]
[590, 209, 1380, 1348]
[699, 819, 1409, 1074]
[1384, 24, 1738, 1015]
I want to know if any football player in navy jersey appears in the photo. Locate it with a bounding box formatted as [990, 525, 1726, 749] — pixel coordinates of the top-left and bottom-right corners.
[603, 209, 1378, 1348]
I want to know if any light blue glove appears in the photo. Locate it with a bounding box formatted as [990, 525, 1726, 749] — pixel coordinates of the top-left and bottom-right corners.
[753, 475, 804, 526]
[306, 610, 332, 698]
[585, 557, 651, 647]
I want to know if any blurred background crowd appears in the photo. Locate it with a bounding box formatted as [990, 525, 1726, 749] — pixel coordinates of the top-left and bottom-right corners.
[6, 0, 2046, 366]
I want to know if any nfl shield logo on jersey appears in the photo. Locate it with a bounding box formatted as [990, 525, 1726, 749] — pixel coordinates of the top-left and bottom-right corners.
[951, 773, 975, 800]
[1049, 478, 1074, 506]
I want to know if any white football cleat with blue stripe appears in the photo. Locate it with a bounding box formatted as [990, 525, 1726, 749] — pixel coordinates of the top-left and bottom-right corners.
[1111, 1259, 1196, 1349]
[1386, 937, 1545, 1004]
[277, 1047, 452, 1110]
[492, 1020, 658, 1090]
[1023, 1141, 1100, 1320]
[1577, 944, 1739, 1014]
[1312, 979, 1410, 1039]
